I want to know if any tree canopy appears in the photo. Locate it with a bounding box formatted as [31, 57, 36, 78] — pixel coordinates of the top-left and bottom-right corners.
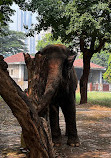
[0, 0, 14, 24]
[0, 0, 15, 35]
[1, 1, 111, 49]
[0, 26, 28, 57]
[15, 0, 111, 46]
[91, 51, 109, 68]
[36, 33, 67, 51]
[91, 43, 111, 68]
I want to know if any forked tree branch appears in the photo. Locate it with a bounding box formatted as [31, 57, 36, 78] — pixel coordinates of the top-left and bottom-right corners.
[0, 55, 55, 158]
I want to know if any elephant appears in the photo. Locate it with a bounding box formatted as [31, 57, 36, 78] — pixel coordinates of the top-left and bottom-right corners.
[25, 44, 80, 147]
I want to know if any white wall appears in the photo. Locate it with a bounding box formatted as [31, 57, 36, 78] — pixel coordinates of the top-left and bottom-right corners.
[19, 64, 24, 81]
[8, 64, 19, 80]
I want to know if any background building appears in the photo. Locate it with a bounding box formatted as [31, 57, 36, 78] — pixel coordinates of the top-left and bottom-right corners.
[16, 8, 36, 54]
[5, 53, 111, 92]
[9, 3, 51, 54]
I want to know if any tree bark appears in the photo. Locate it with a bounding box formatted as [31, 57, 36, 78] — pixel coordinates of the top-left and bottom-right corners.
[0, 55, 55, 158]
[80, 54, 92, 104]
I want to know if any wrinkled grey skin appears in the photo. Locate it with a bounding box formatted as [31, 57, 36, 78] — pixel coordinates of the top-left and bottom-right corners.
[38, 45, 79, 147]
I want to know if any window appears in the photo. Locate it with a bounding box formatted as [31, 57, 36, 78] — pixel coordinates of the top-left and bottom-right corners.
[11, 69, 13, 76]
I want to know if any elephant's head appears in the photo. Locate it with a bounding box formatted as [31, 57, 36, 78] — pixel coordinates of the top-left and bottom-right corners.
[24, 44, 77, 113]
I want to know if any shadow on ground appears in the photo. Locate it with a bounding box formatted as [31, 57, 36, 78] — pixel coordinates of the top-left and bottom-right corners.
[0, 100, 111, 158]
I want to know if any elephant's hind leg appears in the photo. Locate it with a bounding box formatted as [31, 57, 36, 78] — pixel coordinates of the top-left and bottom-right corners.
[61, 94, 80, 147]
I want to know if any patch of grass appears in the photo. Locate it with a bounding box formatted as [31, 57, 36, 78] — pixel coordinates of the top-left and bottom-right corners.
[76, 92, 111, 108]
[76, 92, 81, 105]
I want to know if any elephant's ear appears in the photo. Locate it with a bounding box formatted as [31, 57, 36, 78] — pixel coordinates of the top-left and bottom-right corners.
[68, 54, 77, 69]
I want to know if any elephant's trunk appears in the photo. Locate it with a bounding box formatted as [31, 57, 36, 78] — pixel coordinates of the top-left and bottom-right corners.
[38, 58, 62, 113]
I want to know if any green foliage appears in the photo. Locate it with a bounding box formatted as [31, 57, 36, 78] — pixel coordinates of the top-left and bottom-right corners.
[65, 0, 111, 49]
[0, 0, 15, 34]
[103, 54, 111, 83]
[36, 33, 67, 51]
[91, 51, 109, 68]
[91, 43, 111, 68]
[1, 0, 111, 51]
[91, 48, 110, 68]
[0, 26, 28, 57]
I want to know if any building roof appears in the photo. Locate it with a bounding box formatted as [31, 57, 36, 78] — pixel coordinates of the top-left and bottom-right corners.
[4, 52, 34, 64]
[4, 52, 25, 64]
[74, 59, 105, 70]
[4, 53, 105, 70]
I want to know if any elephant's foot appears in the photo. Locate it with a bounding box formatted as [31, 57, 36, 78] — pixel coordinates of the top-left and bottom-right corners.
[52, 136, 62, 147]
[67, 136, 80, 147]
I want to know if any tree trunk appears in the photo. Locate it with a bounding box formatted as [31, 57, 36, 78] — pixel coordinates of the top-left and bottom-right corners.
[0, 55, 55, 158]
[80, 54, 91, 104]
[79, 37, 106, 104]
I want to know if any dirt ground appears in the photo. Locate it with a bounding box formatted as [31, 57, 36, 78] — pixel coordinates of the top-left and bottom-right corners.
[0, 99, 111, 158]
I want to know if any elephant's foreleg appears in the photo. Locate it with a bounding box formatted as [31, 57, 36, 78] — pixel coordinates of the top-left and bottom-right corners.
[49, 104, 61, 146]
